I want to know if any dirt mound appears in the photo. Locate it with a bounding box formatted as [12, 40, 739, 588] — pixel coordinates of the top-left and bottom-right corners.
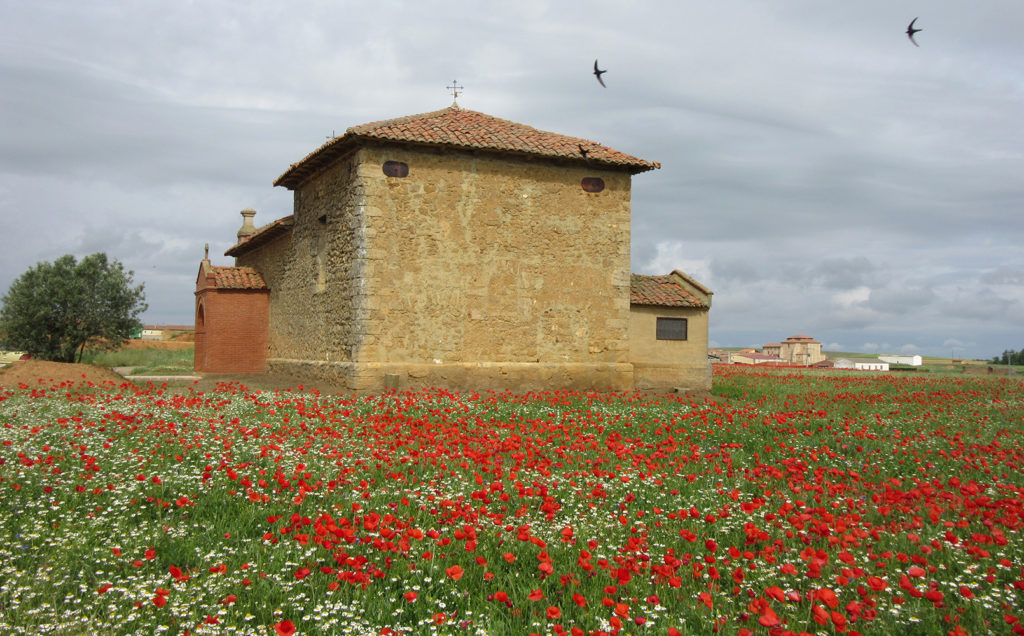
[0, 360, 130, 389]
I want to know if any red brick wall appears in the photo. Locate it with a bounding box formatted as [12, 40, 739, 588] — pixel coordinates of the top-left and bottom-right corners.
[193, 289, 269, 373]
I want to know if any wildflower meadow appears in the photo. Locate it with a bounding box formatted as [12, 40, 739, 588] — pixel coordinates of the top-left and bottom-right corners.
[0, 365, 1021, 635]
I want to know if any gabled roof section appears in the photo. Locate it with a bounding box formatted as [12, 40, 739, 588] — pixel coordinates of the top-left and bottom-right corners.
[630, 270, 712, 309]
[196, 260, 268, 292]
[274, 104, 660, 189]
[225, 215, 294, 258]
[209, 266, 267, 289]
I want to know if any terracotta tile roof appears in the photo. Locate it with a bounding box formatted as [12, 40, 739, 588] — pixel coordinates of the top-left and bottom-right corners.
[209, 266, 267, 290]
[225, 215, 294, 257]
[275, 104, 660, 189]
[784, 334, 819, 343]
[630, 274, 708, 308]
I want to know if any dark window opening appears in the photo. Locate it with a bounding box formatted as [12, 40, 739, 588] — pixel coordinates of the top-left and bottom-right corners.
[581, 177, 605, 192]
[656, 317, 688, 341]
[382, 161, 409, 178]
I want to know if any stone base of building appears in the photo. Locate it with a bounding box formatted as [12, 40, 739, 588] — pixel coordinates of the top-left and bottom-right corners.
[265, 358, 636, 393]
[632, 361, 712, 393]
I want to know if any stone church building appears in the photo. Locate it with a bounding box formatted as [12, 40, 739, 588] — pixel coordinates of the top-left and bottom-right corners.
[195, 104, 712, 393]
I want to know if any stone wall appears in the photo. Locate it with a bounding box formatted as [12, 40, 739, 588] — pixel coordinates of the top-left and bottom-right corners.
[238, 154, 366, 366]
[358, 146, 633, 391]
[259, 145, 637, 392]
[628, 305, 711, 392]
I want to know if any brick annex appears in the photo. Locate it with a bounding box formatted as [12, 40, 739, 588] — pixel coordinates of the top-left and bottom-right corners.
[195, 104, 712, 394]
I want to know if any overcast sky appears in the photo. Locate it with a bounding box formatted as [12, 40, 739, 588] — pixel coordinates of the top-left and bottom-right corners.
[2, 1, 1021, 359]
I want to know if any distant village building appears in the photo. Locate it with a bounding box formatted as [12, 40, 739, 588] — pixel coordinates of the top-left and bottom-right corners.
[730, 351, 784, 365]
[195, 104, 712, 393]
[778, 334, 826, 365]
[139, 325, 193, 341]
[879, 354, 922, 366]
[834, 358, 890, 371]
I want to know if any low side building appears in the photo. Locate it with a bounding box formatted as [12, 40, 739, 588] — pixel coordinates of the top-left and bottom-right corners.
[629, 270, 713, 392]
[194, 258, 270, 374]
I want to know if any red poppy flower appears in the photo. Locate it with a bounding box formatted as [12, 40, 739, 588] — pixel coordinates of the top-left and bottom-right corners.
[546, 606, 562, 620]
[404, 591, 417, 602]
[867, 576, 887, 591]
[445, 565, 464, 581]
[815, 588, 839, 609]
[274, 620, 296, 636]
[528, 589, 544, 601]
[758, 608, 780, 627]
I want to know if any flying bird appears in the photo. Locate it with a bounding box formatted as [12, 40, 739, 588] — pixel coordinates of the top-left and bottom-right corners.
[906, 17, 922, 47]
[578, 144, 590, 160]
[593, 60, 607, 87]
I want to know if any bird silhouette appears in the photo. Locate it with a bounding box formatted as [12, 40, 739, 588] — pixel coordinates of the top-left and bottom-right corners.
[593, 60, 607, 87]
[578, 144, 590, 160]
[906, 17, 922, 47]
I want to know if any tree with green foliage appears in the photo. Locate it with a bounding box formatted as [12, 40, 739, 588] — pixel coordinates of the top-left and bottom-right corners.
[0, 253, 147, 363]
[991, 349, 1024, 365]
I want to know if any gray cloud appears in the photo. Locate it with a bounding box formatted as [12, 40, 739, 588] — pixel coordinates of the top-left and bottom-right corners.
[1, 0, 1022, 360]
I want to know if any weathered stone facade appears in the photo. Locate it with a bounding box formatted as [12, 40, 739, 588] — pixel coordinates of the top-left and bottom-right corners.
[207, 105, 713, 393]
[237, 145, 634, 392]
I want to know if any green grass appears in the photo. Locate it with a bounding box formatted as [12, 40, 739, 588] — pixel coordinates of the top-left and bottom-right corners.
[81, 345, 195, 375]
[1, 365, 1022, 634]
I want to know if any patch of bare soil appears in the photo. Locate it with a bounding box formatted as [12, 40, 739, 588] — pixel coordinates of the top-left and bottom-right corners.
[0, 360, 130, 389]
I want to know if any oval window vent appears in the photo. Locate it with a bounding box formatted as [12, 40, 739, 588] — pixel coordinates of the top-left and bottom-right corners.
[581, 177, 605, 192]
[382, 161, 409, 178]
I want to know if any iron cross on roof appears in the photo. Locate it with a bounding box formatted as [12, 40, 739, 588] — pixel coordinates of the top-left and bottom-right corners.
[447, 80, 464, 100]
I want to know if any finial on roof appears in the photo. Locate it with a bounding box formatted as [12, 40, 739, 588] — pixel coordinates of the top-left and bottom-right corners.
[446, 79, 464, 103]
[237, 208, 257, 243]
[204, 243, 209, 260]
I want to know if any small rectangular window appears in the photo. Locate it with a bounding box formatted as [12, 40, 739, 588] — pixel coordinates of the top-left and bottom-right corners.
[656, 317, 687, 341]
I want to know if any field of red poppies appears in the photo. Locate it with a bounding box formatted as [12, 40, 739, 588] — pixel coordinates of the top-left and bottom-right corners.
[0, 365, 1022, 635]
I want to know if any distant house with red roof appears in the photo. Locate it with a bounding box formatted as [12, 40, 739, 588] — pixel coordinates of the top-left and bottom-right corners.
[195, 104, 711, 392]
